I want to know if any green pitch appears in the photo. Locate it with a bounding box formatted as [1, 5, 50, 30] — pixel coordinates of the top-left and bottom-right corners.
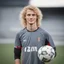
[0, 44, 64, 64]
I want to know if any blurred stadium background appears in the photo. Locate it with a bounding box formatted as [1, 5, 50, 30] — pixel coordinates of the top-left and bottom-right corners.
[0, 0, 64, 64]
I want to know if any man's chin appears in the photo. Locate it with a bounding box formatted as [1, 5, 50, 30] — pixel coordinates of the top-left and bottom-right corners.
[30, 23, 33, 25]
[29, 23, 34, 25]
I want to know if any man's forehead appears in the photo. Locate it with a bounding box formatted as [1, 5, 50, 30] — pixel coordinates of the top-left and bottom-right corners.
[26, 9, 36, 14]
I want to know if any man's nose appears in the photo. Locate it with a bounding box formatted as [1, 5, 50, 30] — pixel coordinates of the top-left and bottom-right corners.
[30, 15, 33, 18]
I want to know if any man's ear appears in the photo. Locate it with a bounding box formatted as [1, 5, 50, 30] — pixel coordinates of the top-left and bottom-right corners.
[24, 16, 26, 20]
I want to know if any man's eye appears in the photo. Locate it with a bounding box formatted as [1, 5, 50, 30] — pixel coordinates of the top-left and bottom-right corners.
[27, 14, 36, 16]
[32, 14, 36, 16]
[27, 14, 31, 16]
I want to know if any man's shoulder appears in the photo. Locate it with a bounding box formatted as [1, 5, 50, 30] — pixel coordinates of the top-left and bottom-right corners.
[39, 27, 49, 35]
[17, 28, 26, 37]
[20, 28, 26, 32]
[39, 28, 47, 33]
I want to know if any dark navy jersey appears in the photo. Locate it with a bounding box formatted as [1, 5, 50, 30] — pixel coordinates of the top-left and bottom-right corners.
[14, 27, 56, 64]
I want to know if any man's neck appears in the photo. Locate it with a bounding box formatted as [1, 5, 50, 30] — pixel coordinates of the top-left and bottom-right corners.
[26, 23, 38, 31]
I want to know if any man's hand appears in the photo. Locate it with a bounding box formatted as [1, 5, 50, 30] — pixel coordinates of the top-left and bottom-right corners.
[15, 59, 21, 64]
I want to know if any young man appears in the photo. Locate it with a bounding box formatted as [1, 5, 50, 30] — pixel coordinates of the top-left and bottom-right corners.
[14, 5, 56, 64]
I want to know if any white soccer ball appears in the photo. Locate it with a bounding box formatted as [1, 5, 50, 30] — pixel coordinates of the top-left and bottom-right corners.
[38, 45, 55, 62]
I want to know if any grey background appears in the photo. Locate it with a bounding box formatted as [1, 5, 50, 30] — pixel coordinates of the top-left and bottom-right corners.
[0, 0, 64, 45]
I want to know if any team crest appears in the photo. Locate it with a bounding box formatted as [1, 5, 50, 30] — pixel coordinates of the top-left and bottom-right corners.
[37, 37, 40, 42]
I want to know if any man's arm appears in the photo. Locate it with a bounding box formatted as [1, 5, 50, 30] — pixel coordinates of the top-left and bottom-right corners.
[45, 32, 57, 57]
[15, 59, 21, 64]
[14, 33, 22, 64]
[14, 47, 21, 64]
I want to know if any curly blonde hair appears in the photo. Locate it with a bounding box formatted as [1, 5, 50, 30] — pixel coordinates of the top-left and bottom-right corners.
[19, 5, 43, 27]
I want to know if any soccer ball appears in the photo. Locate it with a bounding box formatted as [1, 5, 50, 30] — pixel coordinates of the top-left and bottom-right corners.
[38, 45, 55, 62]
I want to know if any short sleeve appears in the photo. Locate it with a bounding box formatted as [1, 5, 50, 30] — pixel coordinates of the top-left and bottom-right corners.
[14, 33, 22, 49]
[45, 32, 55, 48]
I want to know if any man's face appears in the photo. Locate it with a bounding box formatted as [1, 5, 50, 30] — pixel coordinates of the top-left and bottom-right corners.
[25, 9, 37, 25]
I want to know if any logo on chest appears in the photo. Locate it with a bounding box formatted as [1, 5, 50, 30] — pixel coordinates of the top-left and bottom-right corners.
[37, 37, 40, 42]
[24, 46, 37, 52]
[23, 39, 27, 42]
